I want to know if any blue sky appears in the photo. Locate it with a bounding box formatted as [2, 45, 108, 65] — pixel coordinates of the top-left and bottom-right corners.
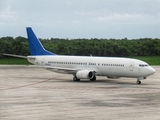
[0, 0, 160, 39]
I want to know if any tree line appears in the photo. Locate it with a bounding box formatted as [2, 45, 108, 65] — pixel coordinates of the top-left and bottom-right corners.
[0, 36, 160, 58]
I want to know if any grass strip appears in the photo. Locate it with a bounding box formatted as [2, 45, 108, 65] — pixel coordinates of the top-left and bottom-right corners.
[0, 58, 30, 64]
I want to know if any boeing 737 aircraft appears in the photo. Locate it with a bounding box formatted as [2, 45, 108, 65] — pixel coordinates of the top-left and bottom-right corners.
[4, 27, 155, 84]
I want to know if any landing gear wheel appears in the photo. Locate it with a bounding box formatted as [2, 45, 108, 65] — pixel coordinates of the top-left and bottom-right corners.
[136, 80, 141, 84]
[73, 76, 80, 82]
[90, 76, 96, 81]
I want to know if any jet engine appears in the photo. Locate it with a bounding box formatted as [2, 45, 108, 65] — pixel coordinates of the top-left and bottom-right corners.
[76, 70, 94, 79]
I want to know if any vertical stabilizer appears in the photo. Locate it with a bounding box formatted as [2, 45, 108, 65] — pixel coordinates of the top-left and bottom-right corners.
[26, 27, 56, 56]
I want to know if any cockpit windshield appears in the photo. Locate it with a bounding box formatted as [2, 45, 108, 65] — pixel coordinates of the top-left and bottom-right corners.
[139, 64, 149, 67]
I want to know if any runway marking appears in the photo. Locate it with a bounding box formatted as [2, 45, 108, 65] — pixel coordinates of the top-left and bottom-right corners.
[0, 75, 62, 91]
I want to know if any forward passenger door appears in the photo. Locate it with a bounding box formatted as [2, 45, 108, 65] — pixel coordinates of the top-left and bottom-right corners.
[129, 62, 134, 71]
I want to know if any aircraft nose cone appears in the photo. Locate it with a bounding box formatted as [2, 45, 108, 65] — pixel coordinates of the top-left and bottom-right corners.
[149, 67, 156, 75]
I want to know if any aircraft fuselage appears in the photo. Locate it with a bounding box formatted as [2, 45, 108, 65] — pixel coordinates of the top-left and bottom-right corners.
[27, 55, 155, 79]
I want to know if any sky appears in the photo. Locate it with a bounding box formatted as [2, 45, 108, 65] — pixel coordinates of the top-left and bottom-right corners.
[0, 0, 160, 39]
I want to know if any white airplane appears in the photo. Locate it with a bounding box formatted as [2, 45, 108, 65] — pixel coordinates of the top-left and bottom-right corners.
[4, 27, 155, 84]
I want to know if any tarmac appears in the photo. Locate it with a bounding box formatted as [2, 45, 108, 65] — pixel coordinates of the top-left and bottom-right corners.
[0, 65, 160, 120]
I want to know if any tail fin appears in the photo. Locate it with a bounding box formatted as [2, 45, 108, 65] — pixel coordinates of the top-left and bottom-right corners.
[26, 27, 56, 56]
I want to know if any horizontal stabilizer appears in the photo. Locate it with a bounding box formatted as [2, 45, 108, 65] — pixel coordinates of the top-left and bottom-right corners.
[3, 53, 27, 59]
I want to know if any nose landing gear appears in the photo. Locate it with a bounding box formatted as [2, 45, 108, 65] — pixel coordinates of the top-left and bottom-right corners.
[136, 80, 141, 84]
[136, 77, 146, 84]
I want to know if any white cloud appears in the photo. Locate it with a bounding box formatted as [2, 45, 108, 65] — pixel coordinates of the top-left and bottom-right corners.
[0, 5, 16, 24]
[0, 5, 25, 25]
[74, 11, 98, 16]
[97, 13, 160, 25]
[0, 0, 160, 39]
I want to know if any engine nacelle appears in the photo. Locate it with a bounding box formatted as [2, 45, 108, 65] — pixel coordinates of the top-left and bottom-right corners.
[76, 70, 94, 79]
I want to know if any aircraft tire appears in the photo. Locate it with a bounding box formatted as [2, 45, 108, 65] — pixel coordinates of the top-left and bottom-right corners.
[136, 80, 141, 84]
[90, 76, 96, 81]
[73, 76, 80, 81]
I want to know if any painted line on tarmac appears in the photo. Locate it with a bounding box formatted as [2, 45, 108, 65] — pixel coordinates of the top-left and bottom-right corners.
[0, 75, 63, 91]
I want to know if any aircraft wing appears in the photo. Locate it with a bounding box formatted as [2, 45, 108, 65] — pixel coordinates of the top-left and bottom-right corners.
[40, 66, 96, 74]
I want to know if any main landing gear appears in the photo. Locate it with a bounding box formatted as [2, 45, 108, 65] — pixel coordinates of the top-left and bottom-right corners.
[73, 76, 80, 81]
[73, 76, 96, 82]
[90, 76, 96, 81]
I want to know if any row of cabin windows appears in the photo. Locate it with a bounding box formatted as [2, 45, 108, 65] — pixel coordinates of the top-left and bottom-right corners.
[88, 63, 96, 65]
[48, 61, 87, 65]
[102, 64, 124, 67]
[48, 61, 97, 65]
[48, 61, 124, 67]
